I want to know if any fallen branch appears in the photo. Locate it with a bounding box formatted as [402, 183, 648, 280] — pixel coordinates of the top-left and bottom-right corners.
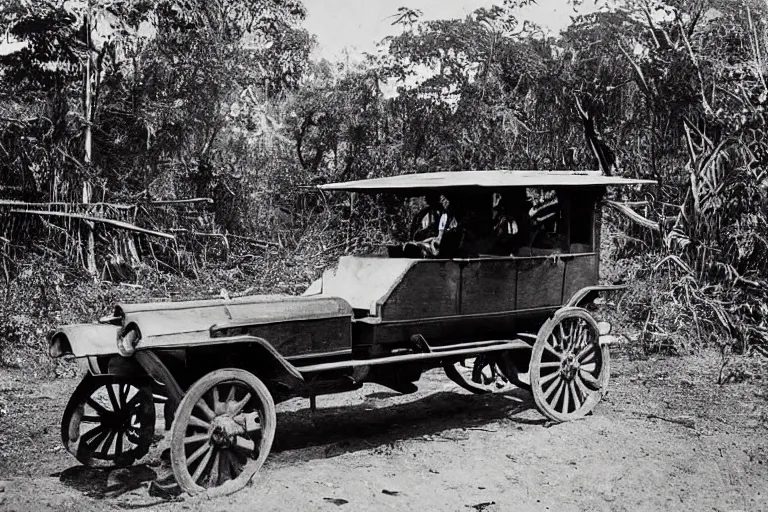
[225, 232, 280, 247]
[1, 198, 212, 210]
[167, 229, 277, 247]
[118, 282, 144, 289]
[168, 229, 226, 238]
[10, 210, 175, 239]
[603, 200, 660, 232]
[0, 200, 134, 210]
[149, 198, 213, 206]
[647, 413, 696, 429]
[232, 287, 256, 297]
[734, 274, 763, 289]
[313, 240, 361, 258]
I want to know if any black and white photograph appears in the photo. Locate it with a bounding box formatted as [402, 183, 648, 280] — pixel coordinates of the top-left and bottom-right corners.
[0, 0, 767, 510]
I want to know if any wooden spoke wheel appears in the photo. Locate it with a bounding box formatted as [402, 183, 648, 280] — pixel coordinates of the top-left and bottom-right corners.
[61, 374, 156, 467]
[170, 369, 276, 497]
[444, 354, 518, 394]
[496, 350, 532, 392]
[530, 308, 610, 422]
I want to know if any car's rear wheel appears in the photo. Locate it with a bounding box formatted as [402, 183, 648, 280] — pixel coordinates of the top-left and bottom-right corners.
[170, 369, 276, 497]
[444, 353, 526, 394]
[530, 308, 610, 422]
[495, 350, 532, 392]
[61, 373, 156, 467]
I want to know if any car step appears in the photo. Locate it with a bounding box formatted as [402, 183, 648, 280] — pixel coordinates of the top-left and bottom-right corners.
[294, 339, 530, 374]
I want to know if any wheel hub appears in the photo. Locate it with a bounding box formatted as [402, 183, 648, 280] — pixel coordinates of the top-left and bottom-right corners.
[560, 353, 580, 381]
[210, 416, 245, 448]
[93, 396, 136, 429]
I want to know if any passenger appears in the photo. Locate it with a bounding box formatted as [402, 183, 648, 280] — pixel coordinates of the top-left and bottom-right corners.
[493, 189, 533, 255]
[410, 192, 444, 242]
[435, 195, 490, 258]
[493, 203, 519, 237]
[436, 200, 458, 243]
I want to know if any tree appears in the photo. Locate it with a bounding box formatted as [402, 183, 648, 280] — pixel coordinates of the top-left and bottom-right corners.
[0, 0, 312, 271]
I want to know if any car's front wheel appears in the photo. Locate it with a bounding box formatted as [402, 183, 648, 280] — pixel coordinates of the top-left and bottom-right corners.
[169, 368, 276, 497]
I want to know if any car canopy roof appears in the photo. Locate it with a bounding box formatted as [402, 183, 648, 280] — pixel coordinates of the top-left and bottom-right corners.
[319, 170, 656, 194]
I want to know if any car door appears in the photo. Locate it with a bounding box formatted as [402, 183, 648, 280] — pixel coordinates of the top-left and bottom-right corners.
[458, 257, 517, 314]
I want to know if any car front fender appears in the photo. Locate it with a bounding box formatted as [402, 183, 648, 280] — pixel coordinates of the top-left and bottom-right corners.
[49, 324, 121, 358]
[135, 334, 305, 392]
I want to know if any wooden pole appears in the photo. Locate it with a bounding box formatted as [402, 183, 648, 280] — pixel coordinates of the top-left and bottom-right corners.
[83, 2, 96, 276]
[84, 6, 92, 167]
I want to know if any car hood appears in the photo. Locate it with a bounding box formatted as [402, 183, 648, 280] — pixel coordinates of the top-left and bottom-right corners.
[50, 294, 352, 356]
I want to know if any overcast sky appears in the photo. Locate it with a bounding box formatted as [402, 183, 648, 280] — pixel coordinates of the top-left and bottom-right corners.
[0, 1, 603, 59]
[301, 0, 602, 60]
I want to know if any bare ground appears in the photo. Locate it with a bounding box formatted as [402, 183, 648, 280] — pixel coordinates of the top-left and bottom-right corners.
[1, 350, 767, 512]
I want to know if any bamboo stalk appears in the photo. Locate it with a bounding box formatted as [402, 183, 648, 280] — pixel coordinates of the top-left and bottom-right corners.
[9, 210, 175, 239]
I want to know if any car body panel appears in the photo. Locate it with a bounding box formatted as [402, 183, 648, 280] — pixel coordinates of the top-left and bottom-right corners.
[317, 256, 416, 314]
[378, 259, 462, 320]
[300, 251, 600, 353]
[206, 315, 352, 357]
[562, 253, 600, 302]
[460, 258, 518, 314]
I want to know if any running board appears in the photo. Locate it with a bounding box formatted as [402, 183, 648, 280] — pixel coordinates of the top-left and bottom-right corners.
[426, 338, 526, 353]
[294, 339, 530, 374]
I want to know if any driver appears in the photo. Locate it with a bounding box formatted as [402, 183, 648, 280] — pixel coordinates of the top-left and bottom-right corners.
[410, 192, 444, 241]
[431, 193, 490, 258]
[404, 192, 494, 258]
[413, 197, 458, 258]
[404, 196, 461, 258]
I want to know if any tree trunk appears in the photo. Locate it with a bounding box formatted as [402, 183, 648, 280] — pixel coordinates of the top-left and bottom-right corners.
[83, 5, 97, 277]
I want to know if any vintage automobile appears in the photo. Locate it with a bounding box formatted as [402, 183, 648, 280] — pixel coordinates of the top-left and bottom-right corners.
[48, 169, 654, 497]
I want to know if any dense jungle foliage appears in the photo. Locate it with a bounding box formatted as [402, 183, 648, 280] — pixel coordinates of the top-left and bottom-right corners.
[2, 0, 768, 373]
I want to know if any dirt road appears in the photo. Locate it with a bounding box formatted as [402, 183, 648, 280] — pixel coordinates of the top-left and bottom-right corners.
[1, 351, 767, 512]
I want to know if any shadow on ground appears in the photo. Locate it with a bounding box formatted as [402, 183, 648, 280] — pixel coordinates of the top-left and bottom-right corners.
[271, 387, 542, 462]
[55, 465, 157, 499]
[52, 385, 541, 504]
